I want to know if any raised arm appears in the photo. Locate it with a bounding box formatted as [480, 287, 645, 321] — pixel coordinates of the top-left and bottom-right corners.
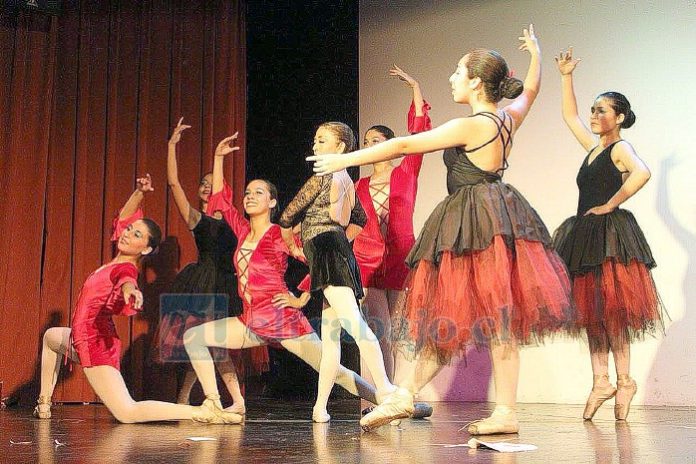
[555, 48, 595, 151]
[584, 141, 651, 216]
[503, 24, 541, 129]
[390, 65, 426, 118]
[120, 174, 153, 219]
[167, 117, 200, 229]
[212, 133, 240, 195]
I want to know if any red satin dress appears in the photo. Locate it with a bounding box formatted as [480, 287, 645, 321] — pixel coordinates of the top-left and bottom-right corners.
[70, 210, 142, 370]
[353, 100, 431, 290]
[207, 184, 314, 341]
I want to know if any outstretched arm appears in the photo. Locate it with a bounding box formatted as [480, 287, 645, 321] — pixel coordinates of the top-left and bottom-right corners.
[309, 117, 473, 175]
[584, 141, 651, 216]
[555, 48, 595, 151]
[120, 174, 153, 219]
[503, 24, 541, 129]
[167, 117, 200, 229]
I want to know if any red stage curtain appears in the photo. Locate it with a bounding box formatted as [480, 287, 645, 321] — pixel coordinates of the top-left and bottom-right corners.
[0, 0, 246, 404]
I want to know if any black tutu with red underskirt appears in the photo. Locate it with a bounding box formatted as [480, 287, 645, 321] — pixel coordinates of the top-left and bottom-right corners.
[552, 141, 666, 344]
[393, 146, 575, 362]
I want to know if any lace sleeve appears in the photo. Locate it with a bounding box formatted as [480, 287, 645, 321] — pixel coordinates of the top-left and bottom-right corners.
[278, 175, 324, 228]
[349, 194, 368, 228]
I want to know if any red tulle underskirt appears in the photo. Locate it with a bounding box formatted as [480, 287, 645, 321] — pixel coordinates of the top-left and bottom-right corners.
[398, 236, 574, 360]
[572, 259, 663, 342]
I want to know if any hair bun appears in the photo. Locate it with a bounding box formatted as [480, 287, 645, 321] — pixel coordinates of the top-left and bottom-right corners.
[500, 76, 524, 100]
[622, 109, 636, 128]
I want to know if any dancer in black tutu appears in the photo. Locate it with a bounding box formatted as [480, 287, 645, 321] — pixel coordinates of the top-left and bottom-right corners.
[310, 25, 574, 434]
[157, 118, 266, 412]
[553, 48, 665, 421]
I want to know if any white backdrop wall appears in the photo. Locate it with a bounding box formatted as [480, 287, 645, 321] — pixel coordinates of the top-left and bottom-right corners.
[359, 0, 696, 405]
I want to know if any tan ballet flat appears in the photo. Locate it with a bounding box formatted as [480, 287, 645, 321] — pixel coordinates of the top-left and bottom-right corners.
[583, 375, 617, 420]
[465, 406, 519, 435]
[615, 375, 637, 421]
[360, 388, 414, 432]
[193, 394, 243, 424]
[33, 396, 52, 419]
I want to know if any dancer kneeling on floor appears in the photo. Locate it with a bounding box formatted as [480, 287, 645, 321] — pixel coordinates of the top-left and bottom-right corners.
[35, 175, 227, 423]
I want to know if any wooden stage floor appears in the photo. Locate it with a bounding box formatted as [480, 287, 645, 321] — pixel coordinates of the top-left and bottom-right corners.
[2, 400, 696, 463]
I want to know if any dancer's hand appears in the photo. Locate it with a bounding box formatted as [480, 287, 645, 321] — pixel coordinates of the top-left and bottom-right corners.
[389, 65, 419, 88]
[169, 117, 192, 145]
[272, 292, 310, 309]
[584, 203, 615, 216]
[555, 47, 580, 75]
[518, 24, 540, 56]
[123, 284, 144, 310]
[307, 153, 348, 176]
[136, 173, 154, 193]
[215, 133, 240, 157]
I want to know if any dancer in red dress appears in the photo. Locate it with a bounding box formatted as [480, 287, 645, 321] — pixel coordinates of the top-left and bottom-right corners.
[354, 65, 431, 386]
[157, 119, 266, 411]
[310, 25, 574, 433]
[34, 176, 236, 424]
[183, 136, 379, 422]
[553, 48, 665, 421]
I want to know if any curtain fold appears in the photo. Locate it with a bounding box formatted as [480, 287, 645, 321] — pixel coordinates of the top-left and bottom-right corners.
[0, 0, 247, 404]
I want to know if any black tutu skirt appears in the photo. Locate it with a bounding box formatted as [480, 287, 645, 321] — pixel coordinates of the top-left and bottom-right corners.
[552, 208, 656, 274]
[304, 230, 364, 301]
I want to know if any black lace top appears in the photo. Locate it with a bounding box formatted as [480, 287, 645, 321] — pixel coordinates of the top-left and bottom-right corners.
[279, 173, 367, 243]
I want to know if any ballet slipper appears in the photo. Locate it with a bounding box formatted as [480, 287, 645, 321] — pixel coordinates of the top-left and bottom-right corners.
[615, 375, 637, 421]
[33, 396, 52, 419]
[412, 402, 433, 419]
[192, 394, 243, 425]
[583, 374, 617, 420]
[224, 402, 247, 416]
[312, 405, 331, 423]
[465, 405, 519, 435]
[360, 388, 414, 432]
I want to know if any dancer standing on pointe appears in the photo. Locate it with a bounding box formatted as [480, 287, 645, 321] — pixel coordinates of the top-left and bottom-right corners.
[355, 65, 430, 383]
[553, 48, 665, 421]
[183, 135, 379, 422]
[34, 176, 236, 424]
[279, 122, 409, 425]
[310, 25, 574, 434]
[157, 118, 266, 412]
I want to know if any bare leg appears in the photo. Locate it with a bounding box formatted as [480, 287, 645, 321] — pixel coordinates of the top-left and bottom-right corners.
[323, 286, 395, 395]
[608, 330, 636, 420]
[39, 327, 79, 400]
[361, 288, 394, 381]
[83, 365, 197, 423]
[176, 366, 198, 404]
[490, 340, 519, 408]
[583, 328, 617, 420]
[314, 305, 342, 422]
[214, 353, 245, 414]
[467, 341, 520, 435]
[280, 332, 378, 404]
[184, 317, 265, 399]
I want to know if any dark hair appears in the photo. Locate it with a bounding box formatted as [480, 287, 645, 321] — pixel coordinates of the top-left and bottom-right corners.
[140, 218, 162, 253]
[597, 91, 636, 129]
[319, 121, 356, 153]
[248, 179, 279, 220]
[365, 125, 395, 140]
[467, 48, 524, 103]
